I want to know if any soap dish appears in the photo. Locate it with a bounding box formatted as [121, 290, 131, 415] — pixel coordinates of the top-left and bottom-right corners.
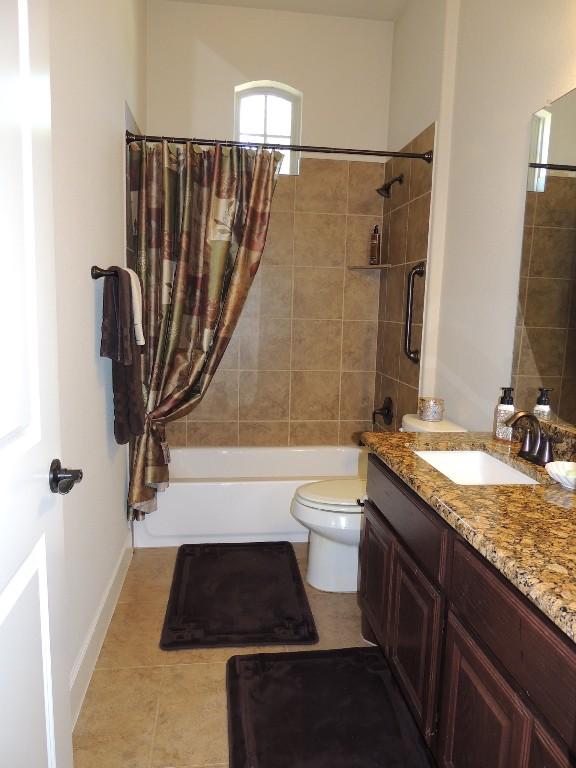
[545, 461, 576, 490]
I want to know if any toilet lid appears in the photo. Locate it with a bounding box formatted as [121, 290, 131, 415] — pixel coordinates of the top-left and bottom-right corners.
[401, 413, 467, 432]
[296, 478, 367, 507]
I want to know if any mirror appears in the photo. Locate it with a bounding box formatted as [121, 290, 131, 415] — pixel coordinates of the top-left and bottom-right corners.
[512, 88, 576, 427]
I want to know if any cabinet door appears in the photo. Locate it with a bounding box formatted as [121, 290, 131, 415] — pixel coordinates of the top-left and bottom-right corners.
[359, 501, 395, 649]
[439, 613, 531, 768]
[367, 454, 452, 585]
[528, 722, 573, 768]
[451, 540, 576, 752]
[388, 543, 443, 743]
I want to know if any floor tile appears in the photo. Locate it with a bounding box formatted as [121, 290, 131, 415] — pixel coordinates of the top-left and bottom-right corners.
[75, 544, 370, 767]
[73, 667, 163, 768]
[292, 541, 309, 563]
[163, 642, 278, 665]
[288, 590, 369, 651]
[131, 546, 179, 560]
[118, 549, 176, 605]
[96, 601, 166, 669]
[151, 663, 228, 767]
[154, 764, 228, 768]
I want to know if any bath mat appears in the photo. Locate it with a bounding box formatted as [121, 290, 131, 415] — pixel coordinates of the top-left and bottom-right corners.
[227, 647, 432, 768]
[160, 542, 318, 649]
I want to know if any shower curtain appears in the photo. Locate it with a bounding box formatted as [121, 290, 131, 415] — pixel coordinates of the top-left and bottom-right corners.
[127, 140, 282, 517]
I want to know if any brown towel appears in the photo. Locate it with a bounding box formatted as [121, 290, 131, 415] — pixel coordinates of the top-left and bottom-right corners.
[100, 267, 145, 444]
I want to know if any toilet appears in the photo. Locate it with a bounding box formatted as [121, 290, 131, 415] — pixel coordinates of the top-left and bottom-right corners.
[291, 412, 467, 593]
[291, 477, 366, 592]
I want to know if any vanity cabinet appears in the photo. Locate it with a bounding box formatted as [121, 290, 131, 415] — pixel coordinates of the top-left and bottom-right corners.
[360, 461, 446, 743]
[438, 612, 531, 768]
[388, 544, 443, 742]
[449, 540, 576, 752]
[359, 453, 576, 767]
[528, 723, 574, 768]
[366, 454, 451, 586]
[359, 501, 394, 649]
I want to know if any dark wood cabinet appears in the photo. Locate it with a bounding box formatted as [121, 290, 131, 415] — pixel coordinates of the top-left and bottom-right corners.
[361, 453, 576, 768]
[360, 497, 443, 744]
[359, 500, 395, 649]
[388, 544, 443, 743]
[528, 723, 574, 768]
[367, 455, 451, 585]
[438, 613, 531, 768]
[450, 540, 576, 752]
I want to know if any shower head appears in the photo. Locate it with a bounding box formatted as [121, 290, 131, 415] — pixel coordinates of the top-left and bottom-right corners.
[376, 173, 404, 198]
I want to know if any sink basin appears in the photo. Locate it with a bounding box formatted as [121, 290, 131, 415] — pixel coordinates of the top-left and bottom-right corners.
[414, 450, 538, 486]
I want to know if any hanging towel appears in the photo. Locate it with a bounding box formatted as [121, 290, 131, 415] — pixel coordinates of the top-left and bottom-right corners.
[100, 267, 133, 365]
[125, 267, 145, 346]
[100, 267, 145, 444]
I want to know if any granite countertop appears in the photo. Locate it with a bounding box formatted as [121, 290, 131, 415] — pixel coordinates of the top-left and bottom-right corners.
[361, 431, 576, 644]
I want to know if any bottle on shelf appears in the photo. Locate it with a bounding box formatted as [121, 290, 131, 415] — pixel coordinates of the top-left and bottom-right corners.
[369, 225, 380, 265]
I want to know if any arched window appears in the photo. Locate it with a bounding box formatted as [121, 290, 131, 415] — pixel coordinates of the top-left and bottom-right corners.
[234, 80, 302, 174]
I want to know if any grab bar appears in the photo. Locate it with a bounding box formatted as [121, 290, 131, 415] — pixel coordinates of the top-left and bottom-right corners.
[404, 262, 425, 363]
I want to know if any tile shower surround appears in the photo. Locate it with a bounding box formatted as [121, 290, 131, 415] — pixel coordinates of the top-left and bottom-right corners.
[375, 124, 435, 432]
[513, 175, 576, 423]
[165, 125, 434, 447]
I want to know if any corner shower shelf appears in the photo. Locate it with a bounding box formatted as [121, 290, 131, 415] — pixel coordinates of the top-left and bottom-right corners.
[347, 264, 390, 270]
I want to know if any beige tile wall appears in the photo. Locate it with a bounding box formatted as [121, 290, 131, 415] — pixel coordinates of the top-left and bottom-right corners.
[375, 124, 435, 431]
[167, 157, 385, 447]
[512, 175, 576, 423]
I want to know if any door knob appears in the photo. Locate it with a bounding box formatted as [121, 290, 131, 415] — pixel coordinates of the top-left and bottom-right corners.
[49, 459, 83, 494]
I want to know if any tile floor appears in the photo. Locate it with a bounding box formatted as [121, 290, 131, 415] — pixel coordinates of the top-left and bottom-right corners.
[73, 543, 371, 768]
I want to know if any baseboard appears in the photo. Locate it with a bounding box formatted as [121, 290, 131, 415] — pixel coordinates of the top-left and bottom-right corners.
[69, 532, 133, 726]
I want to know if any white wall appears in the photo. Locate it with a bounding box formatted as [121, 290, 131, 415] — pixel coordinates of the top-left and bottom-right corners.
[387, 0, 446, 150]
[431, 0, 576, 430]
[49, 0, 146, 720]
[388, 0, 576, 430]
[383, 0, 455, 420]
[146, 0, 393, 150]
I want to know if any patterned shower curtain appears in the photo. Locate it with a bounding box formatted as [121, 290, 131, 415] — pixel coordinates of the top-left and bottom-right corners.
[127, 140, 282, 517]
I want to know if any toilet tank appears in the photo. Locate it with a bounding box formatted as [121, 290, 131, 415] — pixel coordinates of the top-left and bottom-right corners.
[401, 413, 467, 433]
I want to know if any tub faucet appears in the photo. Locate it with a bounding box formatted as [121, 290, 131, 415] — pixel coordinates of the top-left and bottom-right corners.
[505, 411, 553, 467]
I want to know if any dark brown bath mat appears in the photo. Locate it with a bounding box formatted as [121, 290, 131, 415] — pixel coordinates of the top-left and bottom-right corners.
[160, 542, 318, 649]
[227, 647, 432, 768]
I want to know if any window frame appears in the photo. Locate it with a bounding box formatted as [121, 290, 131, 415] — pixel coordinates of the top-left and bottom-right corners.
[234, 80, 302, 174]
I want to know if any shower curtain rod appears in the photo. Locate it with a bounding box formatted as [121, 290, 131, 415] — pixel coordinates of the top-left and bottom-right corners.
[529, 161, 576, 172]
[125, 131, 434, 163]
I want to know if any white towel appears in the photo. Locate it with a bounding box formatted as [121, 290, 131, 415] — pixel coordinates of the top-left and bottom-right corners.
[125, 267, 145, 346]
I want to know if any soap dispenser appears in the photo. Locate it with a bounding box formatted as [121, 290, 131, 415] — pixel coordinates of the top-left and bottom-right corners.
[494, 387, 515, 441]
[533, 387, 553, 422]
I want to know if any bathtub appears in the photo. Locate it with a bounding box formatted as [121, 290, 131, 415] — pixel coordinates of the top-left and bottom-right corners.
[133, 446, 368, 548]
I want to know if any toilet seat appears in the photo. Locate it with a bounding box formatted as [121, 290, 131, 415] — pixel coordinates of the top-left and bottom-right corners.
[295, 478, 366, 514]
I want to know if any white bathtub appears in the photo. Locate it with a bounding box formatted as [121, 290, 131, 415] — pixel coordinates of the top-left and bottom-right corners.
[133, 446, 368, 548]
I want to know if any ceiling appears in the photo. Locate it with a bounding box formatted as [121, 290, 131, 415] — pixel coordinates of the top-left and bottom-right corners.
[180, 0, 408, 21]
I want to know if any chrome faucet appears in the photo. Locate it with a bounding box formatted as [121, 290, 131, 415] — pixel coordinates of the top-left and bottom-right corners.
[505, 411, 554, 467]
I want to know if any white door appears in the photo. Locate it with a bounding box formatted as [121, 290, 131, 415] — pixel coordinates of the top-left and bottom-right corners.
[0, 0, 74, 765]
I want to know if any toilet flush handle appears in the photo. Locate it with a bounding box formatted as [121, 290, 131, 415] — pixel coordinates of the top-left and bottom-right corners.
[356, 499, 365, 507]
